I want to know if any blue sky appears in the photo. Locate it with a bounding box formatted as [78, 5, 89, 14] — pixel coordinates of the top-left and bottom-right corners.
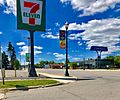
[0, 0, 120, 64]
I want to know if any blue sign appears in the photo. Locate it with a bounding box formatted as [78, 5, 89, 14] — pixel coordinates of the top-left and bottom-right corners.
[90, 46, 108, 51]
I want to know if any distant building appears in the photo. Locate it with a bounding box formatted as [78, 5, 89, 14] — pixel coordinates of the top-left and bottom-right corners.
[78, 59, 113, 69]
[49, 64, 64, 69]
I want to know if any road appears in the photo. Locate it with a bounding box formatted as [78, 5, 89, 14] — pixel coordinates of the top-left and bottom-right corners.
[37, 69, 120, 79]
[1, 69, 120, 100]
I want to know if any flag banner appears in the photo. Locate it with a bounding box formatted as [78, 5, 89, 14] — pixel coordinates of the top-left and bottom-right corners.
[60, 40, 66, 49]
[59, 30, 66, 49]
[17, 0, 46, 31]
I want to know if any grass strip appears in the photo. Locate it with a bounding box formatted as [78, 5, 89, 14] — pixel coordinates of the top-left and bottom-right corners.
[0, 79, 58, 88]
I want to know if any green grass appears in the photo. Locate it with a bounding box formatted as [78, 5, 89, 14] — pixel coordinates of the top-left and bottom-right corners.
[0, 79, 58, 88]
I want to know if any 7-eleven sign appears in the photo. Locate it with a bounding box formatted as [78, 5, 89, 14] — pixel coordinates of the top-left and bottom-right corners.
[17, 0, 46, 31]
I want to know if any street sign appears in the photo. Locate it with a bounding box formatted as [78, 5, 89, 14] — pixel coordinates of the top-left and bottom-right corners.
[59, 30, 66, 49]
[17, 0, 46, 31]
[26, 53, 30, 62]
[90, 46, 108, 51]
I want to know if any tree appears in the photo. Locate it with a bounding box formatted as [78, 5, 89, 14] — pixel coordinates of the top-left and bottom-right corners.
[11, 47, 16, 67]
[13, 59, 20, 70]
[39, 60, 48, 68]
[7, 42, 13, 58]
[114, 56, 120, 67]
[106, 56, 115, 61]
[35, 60, 56, 68]
[7, 42, 16, 69]
[49, 61, 55, 64]
[7, 42, 13, 68]
[69, 62, 77, 69]
[2, 51, 9, 69]
[13, 59, 20, 77]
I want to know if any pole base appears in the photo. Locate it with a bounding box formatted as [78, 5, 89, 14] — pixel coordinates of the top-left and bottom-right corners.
[65, 72, 69, 76]
[29, 66, 37, 77]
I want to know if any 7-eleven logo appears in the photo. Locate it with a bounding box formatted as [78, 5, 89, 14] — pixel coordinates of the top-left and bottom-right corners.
[21, 0, 43, 25]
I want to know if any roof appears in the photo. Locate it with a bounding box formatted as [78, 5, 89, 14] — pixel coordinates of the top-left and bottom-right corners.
[49, 64, 64, 67]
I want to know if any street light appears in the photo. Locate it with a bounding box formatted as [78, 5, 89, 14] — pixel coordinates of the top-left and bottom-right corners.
[65, 21, 69, 76]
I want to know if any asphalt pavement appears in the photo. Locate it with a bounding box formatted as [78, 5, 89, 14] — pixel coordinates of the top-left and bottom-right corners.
[0, 69, 120, 100]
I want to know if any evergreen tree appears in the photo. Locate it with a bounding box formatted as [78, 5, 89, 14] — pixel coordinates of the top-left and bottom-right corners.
[11, 47, 16, 68]
[7, 42, 16, 69]
[2, 51, 9, 69]
[8, 42, 13, 58]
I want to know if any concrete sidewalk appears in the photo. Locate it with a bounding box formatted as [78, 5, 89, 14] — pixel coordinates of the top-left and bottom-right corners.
[39, 72, 77, 83]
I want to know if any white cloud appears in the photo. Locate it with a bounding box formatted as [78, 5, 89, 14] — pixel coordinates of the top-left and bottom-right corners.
[72, 58, 81, 61]
[0, 0, 4, 5]
[55, 22, 60, 27]
[60, 0, 69, 3]
[46, 28, 52, 31]
[68, 33, 81, 40]
[53, 53, 66, 60]
[20, 45, 43, 56]
[78, 41, 82, 46]
[17, 42, 25, 46]
[61, 18, 120, 55]
[47, 52, 52, 55]
[41, 30, 82, 40]
[61, 23, 82, 30]
[0, 0, 16, 15]
[34, 46, 43, 50]
[3, 9, 11, 14]
[0, 32, 2, 34]
[60, 0, 120, 16]
[41, 32, 59, 39]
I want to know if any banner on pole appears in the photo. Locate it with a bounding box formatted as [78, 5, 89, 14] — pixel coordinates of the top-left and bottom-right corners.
[59, 30, 66, 49]
[17, 0, 46, 31]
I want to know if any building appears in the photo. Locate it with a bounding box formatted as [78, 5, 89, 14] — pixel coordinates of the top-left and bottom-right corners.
[78, 59, 113, 69]
[49, 64, 64, 69]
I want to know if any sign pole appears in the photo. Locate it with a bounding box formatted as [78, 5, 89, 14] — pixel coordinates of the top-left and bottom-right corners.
[29, 30, 37, 77]
[1, 68, 5, 85]
[0, 45, 5, 85]
[17, 0, 46, 77]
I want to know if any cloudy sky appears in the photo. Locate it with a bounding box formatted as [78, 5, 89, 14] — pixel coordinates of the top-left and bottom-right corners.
[0, 0, 120, 64]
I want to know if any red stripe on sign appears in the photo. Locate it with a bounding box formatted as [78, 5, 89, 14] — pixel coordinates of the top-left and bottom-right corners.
[30, 4, 40, 13]
[29, 18, 35, 25]
[24, 1, 36, 8]
[29, 4, 40, 25]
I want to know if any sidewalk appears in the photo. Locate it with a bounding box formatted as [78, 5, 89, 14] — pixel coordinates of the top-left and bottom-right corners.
[39, 72, 77, 83]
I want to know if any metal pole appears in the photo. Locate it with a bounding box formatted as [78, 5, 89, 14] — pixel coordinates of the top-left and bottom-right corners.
[19, 52, 21, 69]
[29, 30, 37, 77]
[65, 28, 69, 76]
[0, 45, 5, 85]
[28, 38, 30, 75]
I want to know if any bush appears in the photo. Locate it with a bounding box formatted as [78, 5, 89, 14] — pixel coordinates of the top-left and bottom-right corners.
[69, 62, 78, 69]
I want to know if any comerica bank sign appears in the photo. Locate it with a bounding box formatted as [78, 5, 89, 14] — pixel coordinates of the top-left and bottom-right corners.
[17, 0, 46, 31]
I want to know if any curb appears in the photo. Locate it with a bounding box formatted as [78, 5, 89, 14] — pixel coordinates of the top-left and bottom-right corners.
[38, 73, 78, 83]
[39, 73, 78, 80]
[0, 82, 63, 92]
